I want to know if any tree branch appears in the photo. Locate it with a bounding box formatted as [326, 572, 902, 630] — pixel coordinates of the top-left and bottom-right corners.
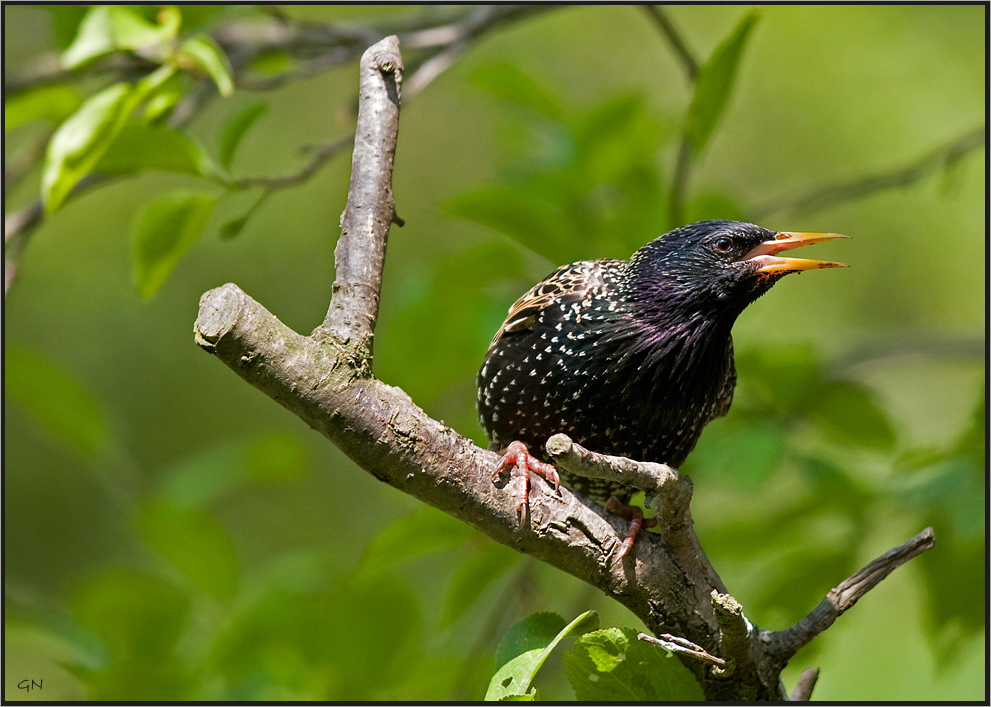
[313, 35, 402, 357]
[752, 125, 985, 219]
[789, 667, 820, 701]
[763, 526, 936, 669]
[3, 6, 556, 298]
[643, 5, 699, 81]
[194, 37, 936, 701]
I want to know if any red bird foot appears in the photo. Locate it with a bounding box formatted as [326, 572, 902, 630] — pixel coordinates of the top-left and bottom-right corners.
[493, 441, 560, 524]
[604, 496, 658, 565]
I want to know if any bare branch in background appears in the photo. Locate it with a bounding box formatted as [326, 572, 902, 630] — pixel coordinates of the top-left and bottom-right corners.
[2, 5, 560, 296]
[643, 5, 699, 81]
[752, 125, 985, 219]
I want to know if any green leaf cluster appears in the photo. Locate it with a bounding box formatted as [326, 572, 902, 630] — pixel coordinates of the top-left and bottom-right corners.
[8, 6, 279, 299]
[485, 615, 705, 701]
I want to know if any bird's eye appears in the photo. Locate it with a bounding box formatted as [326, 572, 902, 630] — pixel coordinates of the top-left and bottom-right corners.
[713, 237, 733, 254]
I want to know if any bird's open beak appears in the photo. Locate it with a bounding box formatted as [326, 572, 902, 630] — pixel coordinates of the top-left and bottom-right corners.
[744, 231, 850, 274]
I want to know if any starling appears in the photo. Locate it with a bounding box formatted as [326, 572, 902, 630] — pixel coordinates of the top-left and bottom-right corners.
[477, 220, 847, 557]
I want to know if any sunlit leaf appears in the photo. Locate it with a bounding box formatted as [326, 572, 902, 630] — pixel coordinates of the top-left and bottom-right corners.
[142, 84, 184, 124]
[486, 611, 599, 700]
[62, 5, 180, 69]
[42, 64, 176, 213]
[220, 102, 269, 170]
[250, 49, 293, 76]
[132, 190, 217, 298]
[137, 500, 239, 599]
[4, 346, 111, 458]
[563, 627, 704, 701]
[5, 84, 83, 132]
[180, 35, 234, 96]
[684, 11, 759, 155]
[94, 123, 222, 180]
[42, 82, 133, 213]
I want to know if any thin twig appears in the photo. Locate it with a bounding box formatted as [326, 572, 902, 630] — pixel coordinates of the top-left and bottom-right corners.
[234, 136, 354, 191]
[404, 39, 468, 100]
[668, 137, 693, 228]
[4, 131, 52, 199]
[752, 125, 985, 219]
[643, 5, 699, 81]
[765, 527, 935, 666]
[639, 632, 727, 668]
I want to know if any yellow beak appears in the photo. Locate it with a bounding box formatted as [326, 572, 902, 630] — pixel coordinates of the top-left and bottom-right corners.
[744, 231, 850, 275]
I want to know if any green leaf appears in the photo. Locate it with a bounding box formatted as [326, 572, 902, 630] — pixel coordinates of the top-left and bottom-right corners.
[62, 5, 180, 69]
[48, 5, 90, 50]
[359, 507, 476, 576]
[41, 82, 133, 213]
[810, 382, 896, 449]
[219, 189, 270, 240]
[180, 34, 234, 96]
[94, 123, 222, 179]
[4, 346, 111, 458]
[486, 610, 599, 700]
[471, 64, 565, 121]
[142, 83, 184, 124]
[42, 64, 176, 213]
[132, 190, 217, 298]
[4, 84, 83, 132]
[563, 627, 704, 701]
[137, 500, 239, 599]
[220, 102, 269, 170]
[684, 11, 759, 155]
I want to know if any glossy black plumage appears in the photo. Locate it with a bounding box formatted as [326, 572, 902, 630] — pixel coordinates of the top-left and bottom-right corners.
[477, 220, 846, 504]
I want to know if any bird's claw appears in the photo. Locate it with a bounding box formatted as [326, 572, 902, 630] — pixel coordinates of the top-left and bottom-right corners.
[493, 441, 560, 525]
[605, 496, 658, 566]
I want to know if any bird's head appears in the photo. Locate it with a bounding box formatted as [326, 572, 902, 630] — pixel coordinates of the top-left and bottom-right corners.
[628, 220, 849, 322]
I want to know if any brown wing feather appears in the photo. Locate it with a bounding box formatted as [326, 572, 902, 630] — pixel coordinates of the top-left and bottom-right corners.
[489, 260, 616, 347]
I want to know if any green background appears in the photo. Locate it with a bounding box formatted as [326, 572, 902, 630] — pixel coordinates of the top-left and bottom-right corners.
[4, 4, 985, 701]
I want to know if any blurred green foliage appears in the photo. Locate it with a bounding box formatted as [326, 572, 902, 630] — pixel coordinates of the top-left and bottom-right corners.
[4, 4, 985, 702]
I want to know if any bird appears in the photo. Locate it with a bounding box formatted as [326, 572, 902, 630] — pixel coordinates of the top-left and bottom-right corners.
[477, 220, 847, 560]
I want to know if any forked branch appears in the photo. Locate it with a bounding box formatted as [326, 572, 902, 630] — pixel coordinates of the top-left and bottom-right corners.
[193, 36, 934, 701]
